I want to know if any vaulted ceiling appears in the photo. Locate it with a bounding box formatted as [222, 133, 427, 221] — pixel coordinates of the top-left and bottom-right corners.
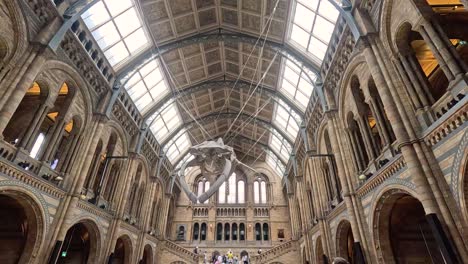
[81, 0, 341, 176]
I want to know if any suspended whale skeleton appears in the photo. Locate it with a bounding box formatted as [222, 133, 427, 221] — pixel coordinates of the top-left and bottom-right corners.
[177, 138, 257, 203]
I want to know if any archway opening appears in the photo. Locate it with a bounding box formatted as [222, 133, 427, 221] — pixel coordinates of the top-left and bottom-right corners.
[0, 194, 31, 264]
[389, 195, 444, 263]
[3, 82, 48, 146]
[112, 237, 131, 264]
[336, 221, 355, 264]
[315, 237, 326, 264]
[57, 223, 91, 264]
[141, 245, 153, 264]
[376, 192, 446, 263]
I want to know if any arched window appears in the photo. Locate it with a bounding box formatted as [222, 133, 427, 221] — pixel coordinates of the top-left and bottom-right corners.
[261, 181, 267, 203]
[195, 176, 210, 204]
[218, 173, 245, 204]
[216, 223, 222, 241]
[224, 223, 230, 241]
[227, 174, 236, 203]
[255, 223, 262, 241]
[263, 223, 269, 240]
[238, 180, 245, 203]
[254, 176, 268, 204]
[239, 223, 245, 241]
[193, 223, 199, 240]
[254, 181, 260, 204]
[232, 223, 238, 241]
[200, 223, 207, 241]
[218, 182, 226, 203]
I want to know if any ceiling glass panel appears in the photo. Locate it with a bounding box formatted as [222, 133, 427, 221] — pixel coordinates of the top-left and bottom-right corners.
[266, 151, 285, 177]
[288, 0, 339, 64]
[166, 132, 192, 163]
[147, 102, 182, 142]
[82, 0, 149, 67]
[279, 60, 317, 110]
[124, 59, 170, 113]
[273, 100, 301, 140]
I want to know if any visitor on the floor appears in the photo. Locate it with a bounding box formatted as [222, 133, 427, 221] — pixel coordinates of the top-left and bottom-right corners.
[233, 255, 238, 264]
[193, 246, 199, 254]
[227, 249, 233, 263]
[242, 254, 249, 264]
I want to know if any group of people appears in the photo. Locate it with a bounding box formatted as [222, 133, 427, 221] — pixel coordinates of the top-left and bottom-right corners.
[194, 247, 249, 264]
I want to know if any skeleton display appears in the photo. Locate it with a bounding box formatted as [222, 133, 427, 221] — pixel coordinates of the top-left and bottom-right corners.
[177, 138, 256, 203]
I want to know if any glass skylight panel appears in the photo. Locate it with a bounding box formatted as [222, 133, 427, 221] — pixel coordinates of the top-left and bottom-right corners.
[270, 133, 292, 163]
[166, 132, 191, 163]
[289, 0, 339, 63]
[273, 103, 300, 140]
[147, 103, 182, 142]
[279, 60, 316, 110]
[124, 59, 170, 113]
[266, 152, 285, 177]
[82, 0, 149, 67]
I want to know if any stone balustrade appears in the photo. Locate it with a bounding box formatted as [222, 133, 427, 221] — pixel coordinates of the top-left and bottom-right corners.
[251, 240, 297, 263]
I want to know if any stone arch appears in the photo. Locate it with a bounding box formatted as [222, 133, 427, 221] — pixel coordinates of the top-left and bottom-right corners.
[0, 186, 46, 264]
[0, 0, 29, 65]
[113, 235, 133, 264]
[315, 235, 326, 264]
[39, 60, 94, 125]
[335, 219, 354, 263]
[61, 217, 102, 263]
[141, 244, 154, 264]
[370, 187, 443, 263]
[336, 54, 367, 115]
[105, 119, 130, 155]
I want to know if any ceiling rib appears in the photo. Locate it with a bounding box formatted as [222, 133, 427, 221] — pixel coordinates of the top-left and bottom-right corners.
[142, 79, 304, 120]
[160, 112, 294, 147]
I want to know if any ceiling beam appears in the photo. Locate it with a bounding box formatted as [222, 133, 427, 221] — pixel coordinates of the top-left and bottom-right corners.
[115, 31, 328, 111]
[142, 79, 304, 120]
[117, 31, 320, 83]
[159, 112, 294, 147]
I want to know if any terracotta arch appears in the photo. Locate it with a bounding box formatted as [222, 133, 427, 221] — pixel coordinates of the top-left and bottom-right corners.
[141, 244, 153, 264]
[113, 235, 133, 264]
[370, 187, 444, 263]
[0, 187, 46, 264]
[60, 218, 102, 263]
[315, 236, 326, 264]
[335, 220, 354, 263]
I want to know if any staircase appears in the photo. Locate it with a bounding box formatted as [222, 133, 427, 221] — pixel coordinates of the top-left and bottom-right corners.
[162, 240, 200, 264]
[251, 240, 298, 264]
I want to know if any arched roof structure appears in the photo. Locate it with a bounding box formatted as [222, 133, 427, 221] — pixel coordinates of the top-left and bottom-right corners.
[74, 0, 356, 178]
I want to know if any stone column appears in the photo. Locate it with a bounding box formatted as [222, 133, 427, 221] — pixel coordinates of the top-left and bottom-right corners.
[418, 24, 455, 82]
[368, 97, 390, 147]
[70, 114, 107, 194]
[406, 54, 436, 104]
[18, 102, 50, 150]
[325, 110, 375, 262]
[41, 116, 66, 162]
[364, 36, 468, 259]
[356, 116, 377, 160]
[58, 131, 81, 173]
[287, 194, 298, 239]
